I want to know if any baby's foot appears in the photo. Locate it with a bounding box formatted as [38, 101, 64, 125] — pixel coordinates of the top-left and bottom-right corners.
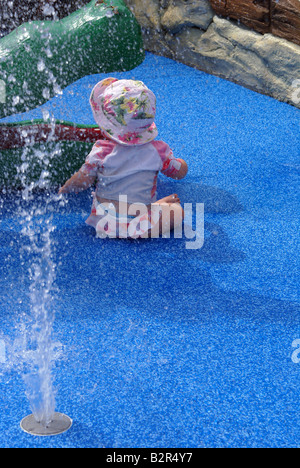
[160, 193, 180, 204]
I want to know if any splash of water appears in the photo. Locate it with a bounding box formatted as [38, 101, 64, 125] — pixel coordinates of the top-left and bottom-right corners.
[21, 217, 57, 426]
[17, 116, 63, 427]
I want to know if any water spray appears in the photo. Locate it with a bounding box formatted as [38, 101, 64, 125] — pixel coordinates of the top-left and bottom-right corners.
[17, 116, 72, 436]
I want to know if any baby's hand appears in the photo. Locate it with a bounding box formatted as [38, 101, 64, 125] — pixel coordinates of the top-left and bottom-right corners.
[58, 171, 96, 195]
[175, 159, 188, 179]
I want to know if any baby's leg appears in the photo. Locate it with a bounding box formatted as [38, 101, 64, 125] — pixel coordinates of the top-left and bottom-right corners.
[141, 194, 184, 239]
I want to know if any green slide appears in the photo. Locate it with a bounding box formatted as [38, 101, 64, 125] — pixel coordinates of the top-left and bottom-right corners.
[0, 0, 144, 119]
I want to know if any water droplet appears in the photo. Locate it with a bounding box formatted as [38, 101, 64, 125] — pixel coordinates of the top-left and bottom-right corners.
[42, 88, 50, 100]
[44, 46, 53, 58]
[12, 95, 20, 106]
[37, 59, 46, 72]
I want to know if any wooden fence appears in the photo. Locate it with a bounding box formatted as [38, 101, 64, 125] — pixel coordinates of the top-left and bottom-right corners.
[210, 0, 300, 46]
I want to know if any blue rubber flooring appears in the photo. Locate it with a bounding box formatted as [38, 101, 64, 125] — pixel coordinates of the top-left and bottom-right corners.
[0, 52, 299, 448]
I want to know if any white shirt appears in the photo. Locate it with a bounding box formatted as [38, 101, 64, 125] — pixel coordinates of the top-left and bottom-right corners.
[80, 139, 182, 205]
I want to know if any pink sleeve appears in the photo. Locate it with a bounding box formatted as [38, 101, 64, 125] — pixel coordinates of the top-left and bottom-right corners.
[80, 140, 115, 176]
[151, 141, 182, 178]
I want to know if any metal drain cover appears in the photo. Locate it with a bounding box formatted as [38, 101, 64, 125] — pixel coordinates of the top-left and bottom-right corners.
[20, 413, 72, 436]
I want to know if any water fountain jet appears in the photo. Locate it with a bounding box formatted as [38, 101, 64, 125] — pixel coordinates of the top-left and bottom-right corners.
[15, 117, 72, 437]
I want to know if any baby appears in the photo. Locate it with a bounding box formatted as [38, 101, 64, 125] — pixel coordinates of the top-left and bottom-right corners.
[59, 78, 188, 239]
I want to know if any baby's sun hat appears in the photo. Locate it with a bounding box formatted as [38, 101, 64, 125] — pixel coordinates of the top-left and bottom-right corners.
[90, 78, 158, 146]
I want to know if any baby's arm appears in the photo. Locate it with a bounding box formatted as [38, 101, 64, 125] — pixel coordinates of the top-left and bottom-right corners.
[152, 141, 188, 180]
[59, 140, 115, 195]
[170, 158, 188, 180]
[59, 140, 111, 194]
[58, 171, 96, 194]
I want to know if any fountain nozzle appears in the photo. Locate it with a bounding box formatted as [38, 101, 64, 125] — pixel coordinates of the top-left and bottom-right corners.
[20, 413, 72, 436]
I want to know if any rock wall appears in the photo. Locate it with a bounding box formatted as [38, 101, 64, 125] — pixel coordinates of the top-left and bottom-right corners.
[124, 0, 300, 108]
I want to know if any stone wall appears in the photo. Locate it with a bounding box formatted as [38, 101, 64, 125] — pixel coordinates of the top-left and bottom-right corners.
[124, 0, 300, 108]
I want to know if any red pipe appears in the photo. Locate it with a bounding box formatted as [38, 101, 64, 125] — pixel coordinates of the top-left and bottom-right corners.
[0, 123, 107, 150]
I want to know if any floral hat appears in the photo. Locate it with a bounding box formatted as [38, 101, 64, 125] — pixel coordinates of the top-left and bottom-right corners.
[90, 78, 158, 146]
